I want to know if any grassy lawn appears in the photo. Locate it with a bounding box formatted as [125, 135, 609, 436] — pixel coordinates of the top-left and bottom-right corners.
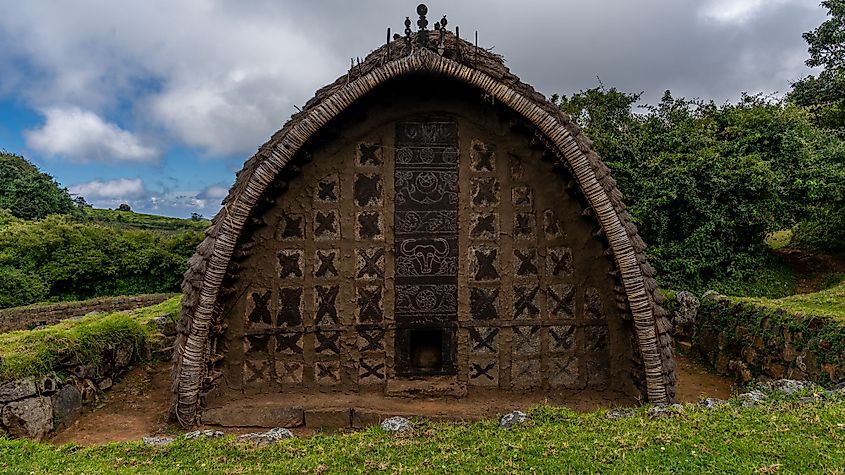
[79, 208, 209, 233]
[0, 296, 180, 382]
[1, 400, 844, 474]
[738, 282, 845, 322]
[765, 230, 794, 250]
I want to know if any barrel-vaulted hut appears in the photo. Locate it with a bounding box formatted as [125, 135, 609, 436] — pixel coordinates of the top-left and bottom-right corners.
[170, 6, 676, 426]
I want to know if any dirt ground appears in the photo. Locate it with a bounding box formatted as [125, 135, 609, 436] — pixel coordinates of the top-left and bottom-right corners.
[777, 247, 845, 294]
[49, 352, 733, 446]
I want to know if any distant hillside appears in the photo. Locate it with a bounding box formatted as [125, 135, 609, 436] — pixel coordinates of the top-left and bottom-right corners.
[79, 207, 209, 233]
[0, 152, 76, 220]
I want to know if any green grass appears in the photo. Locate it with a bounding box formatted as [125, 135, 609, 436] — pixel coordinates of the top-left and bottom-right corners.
[765, 229, 794, 250]
[738, 282, 845, 322]
[1, 400, 844, 474]
[78, 208, 209, 233]
[0, 296, 180, 382]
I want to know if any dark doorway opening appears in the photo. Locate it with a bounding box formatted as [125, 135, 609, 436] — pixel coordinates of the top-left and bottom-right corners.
[396, 327, 456, 376]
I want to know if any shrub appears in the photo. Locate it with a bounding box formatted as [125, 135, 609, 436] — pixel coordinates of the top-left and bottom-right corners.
[0, 153, 76, 220]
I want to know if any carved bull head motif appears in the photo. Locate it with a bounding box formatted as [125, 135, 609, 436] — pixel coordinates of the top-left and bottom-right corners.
[400, 238, 449, 274]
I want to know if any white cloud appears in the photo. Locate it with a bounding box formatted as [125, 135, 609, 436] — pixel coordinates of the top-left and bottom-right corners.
[698, 0, 808, 24]
[24, 107, 158, 163]
[197, 185, 229, 200]
[0, 1, 338, 158]
[69, 177, 146, 200]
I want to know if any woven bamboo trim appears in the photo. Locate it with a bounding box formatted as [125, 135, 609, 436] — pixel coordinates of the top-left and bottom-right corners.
[173, 47, 670, 424]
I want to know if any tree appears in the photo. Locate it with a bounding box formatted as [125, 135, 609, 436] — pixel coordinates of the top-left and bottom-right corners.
[790, 0, 845, 127]
[190, 212, 203, 221]
[117, 203, 132, 212]
[0, 152, 76, 220]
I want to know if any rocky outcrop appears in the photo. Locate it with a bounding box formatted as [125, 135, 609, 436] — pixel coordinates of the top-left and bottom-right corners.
[0, 308, 179, 440]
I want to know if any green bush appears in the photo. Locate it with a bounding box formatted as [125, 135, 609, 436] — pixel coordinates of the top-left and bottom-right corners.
[0, 215, 202, 308]
[553, 89, 843, 294]
[0, 153, 77, 220]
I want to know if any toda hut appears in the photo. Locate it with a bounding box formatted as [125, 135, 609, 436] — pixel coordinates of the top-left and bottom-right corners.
[171, 5, 676, 427]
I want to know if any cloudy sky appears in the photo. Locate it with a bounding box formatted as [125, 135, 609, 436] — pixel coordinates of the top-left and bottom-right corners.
[0, 0, 828, 218]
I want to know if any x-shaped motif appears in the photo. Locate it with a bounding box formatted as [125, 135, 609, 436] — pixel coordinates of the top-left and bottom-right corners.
[471, 145, 494, 171]
[512, 186, 532, 207]
[315, 285, 339, 324]
[244, 360, 267, 383]
[359, 360, 385, 380]
[277, 252, 302, 278]
[357, 212, 381, 239]
[317, 179, 338, 202]
[315, 331, 341, 354]
[469, 287, 498, 320]
[549, 250, 572, 277]
[314, 211, 337, 237]
[353, 174, 381, 207]
[471, 214, 496, 238]
[358, 143, 381, 166]
[280, 213, 304, 239]
[276, 332, 303, 354]
[357, 287, 383, 322]
[514, 249, 538, 276]
[514, 286, 540, 317]
[550, 326, 575, 351]
[548, 285, 575, 317]
[316, 362, 339, 381]
[248, 290, 272, 325]
[472, 178, 498, 207]
[358, 329, 385, 351]
[357, 248, 385, 278]
[469, 327, 498, 353]
[470, 362, 496, 380]
[277, 288, 302, 325]
[315, 250, 338, 278]
[514, 214, 534, 237]
[473, 249, 499, 280]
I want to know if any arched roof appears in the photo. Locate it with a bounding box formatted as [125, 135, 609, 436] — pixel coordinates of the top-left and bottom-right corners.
[171, 31, 676, 425]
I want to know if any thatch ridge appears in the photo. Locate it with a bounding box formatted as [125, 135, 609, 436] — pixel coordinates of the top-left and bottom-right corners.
[172, 31, 675, 425]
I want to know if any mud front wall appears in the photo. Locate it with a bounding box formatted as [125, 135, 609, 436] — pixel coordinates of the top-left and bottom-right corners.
[206, 78, 641, 407]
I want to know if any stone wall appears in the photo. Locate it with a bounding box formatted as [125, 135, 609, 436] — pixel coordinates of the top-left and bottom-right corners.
[0, 313, 178, 440]
[672, 293, 845, 386]
[0, 294, 175, 334]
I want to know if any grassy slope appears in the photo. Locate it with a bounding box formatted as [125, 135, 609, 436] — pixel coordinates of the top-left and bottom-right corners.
[1, 401, 844, 474]
[737, 282, 845, 322]
[0, 296, 180, 382]
[79, 208, 209, 233]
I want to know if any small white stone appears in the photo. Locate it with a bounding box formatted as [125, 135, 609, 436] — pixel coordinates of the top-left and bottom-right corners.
[499, 410, 528, 428]
[381, 416, 414, 433]
[142, 436, 175, 447]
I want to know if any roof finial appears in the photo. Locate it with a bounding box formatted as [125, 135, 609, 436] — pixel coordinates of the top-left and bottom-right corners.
[416, 4, 429, 47]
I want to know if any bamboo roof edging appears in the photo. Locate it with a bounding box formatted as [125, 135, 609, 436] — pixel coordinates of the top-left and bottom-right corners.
[171, 31, 676, 425]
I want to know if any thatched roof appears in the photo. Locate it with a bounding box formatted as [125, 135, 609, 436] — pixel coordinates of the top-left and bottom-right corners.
[171, 30, 676, 425]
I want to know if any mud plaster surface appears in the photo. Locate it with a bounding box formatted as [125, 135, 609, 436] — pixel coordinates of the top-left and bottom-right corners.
[206, 76, 641, 412]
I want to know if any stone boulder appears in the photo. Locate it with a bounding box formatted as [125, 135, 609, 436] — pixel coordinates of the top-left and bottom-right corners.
[184, 429, 225, 440]
[143, 436, 175, 447]
[674, 291, 700, 326]
[739, 390, 768, 407]
[499, 411, 529, 428]
[236, 428, 295, 445]
[647, 403, 685, 419]
[0, 379, 37, 404]
[1, 396, 53, 440]
[52, 384, 82, 428]
[381, 416, 414, 433]
[767, 379, 821, 396]
[699, 398, 728, 409]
